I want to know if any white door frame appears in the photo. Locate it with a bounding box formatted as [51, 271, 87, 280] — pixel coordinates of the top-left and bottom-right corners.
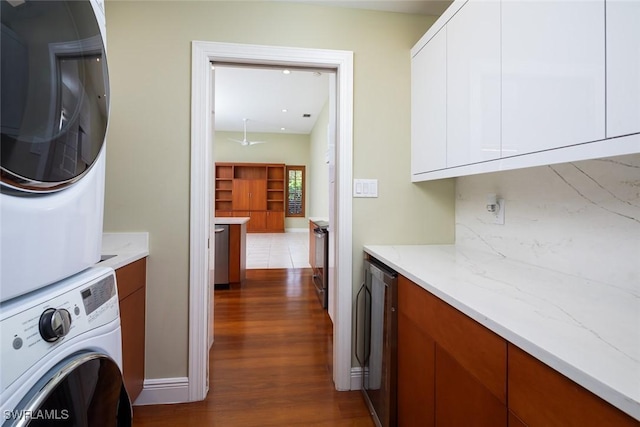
[189, 41, 354, 401]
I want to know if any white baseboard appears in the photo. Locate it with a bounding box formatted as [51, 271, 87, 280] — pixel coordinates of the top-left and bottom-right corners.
[133, 377, 190, 406]
[350, 366, 363, 391]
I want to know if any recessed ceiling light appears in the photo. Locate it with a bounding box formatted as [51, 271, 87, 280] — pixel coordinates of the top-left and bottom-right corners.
[282, 109, 288, 113]
[281, 127, 286, 131]
[282, 69, 291, 75]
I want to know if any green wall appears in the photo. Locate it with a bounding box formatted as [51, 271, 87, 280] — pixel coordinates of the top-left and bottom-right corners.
[104, 0, 454, 380]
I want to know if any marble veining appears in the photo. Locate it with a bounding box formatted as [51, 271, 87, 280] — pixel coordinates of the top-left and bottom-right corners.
[455, 153, 640, 288]
[371, 153, 640, 419]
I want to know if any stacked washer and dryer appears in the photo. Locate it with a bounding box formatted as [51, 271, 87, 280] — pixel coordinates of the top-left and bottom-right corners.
[0, 0, 131, 425]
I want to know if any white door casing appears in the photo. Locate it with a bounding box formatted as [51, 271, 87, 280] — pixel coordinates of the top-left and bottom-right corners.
[189, 41, 354, 401]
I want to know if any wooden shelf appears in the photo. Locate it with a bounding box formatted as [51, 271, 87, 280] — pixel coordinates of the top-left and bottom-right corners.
[215, 162, 286, 232]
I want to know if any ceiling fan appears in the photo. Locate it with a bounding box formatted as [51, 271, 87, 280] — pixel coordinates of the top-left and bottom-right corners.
[229, 118, 267, 147]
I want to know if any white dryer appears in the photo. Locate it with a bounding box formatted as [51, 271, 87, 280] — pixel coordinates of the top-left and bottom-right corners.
[0, 266, 131, 426]
[0, 0, 110, 302]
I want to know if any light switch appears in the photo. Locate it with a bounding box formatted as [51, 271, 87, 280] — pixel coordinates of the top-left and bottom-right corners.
[353, 179, 378, 198]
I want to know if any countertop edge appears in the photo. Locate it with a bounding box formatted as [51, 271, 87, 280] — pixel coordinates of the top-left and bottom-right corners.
[214, 217, 250, 225]
[99, 251, 148, 270]
[100, 232, 149, 270]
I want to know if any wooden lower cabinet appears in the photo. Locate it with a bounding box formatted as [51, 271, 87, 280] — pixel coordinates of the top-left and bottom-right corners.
[116, 258, 146, 403]
[397, 275, 507, 427]
[508, 344, 638, 427]
[435, 345, 507, 426]
[228, 223, 246, 284]
[509, 411, 527, 427]
[397, 274, 637, 427]
[266, 211, 284, 232]
[233, 211, 269, 233]
[398, 311, 435, 427]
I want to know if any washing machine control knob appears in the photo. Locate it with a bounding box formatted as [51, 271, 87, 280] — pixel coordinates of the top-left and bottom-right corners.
[39, 308, 72, 342]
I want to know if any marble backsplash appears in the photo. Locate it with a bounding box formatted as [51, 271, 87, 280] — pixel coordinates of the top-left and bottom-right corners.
[455, 153, 640, 288]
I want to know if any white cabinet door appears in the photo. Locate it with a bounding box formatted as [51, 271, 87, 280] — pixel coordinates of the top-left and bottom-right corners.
[412, 28, 447, 176]
[606, 0, 640, 138]
[447, 0, 501, 167]
[502, 0, 605, 157]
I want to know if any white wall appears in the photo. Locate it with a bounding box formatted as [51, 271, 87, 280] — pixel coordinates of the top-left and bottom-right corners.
[456, 153, 640, 288]
[309, 100, 330, 218]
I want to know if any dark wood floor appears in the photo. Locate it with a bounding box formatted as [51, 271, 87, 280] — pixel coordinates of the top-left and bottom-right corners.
[132, 268, 374, 426]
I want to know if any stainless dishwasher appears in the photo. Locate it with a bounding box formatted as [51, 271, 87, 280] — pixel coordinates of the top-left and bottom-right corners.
[214, 225, 229, 285]
[356, 257, 398, 427]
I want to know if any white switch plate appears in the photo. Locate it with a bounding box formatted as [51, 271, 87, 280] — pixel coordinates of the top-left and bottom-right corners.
[353, 179, 378, 198]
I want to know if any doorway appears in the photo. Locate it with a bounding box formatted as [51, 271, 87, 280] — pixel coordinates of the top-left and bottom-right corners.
[189, 41, 354, 401]
[212, 64, 331, 270]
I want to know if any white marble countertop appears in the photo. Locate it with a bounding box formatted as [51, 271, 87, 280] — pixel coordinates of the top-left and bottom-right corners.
[214, 217, 249, 225]
[99, 232, 149, 270]
[308, 217, 329, 223]
[363, 244, 640, 420]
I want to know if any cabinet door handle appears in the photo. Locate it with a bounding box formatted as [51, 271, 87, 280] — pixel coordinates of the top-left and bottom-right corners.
[355, 282, 365, 367]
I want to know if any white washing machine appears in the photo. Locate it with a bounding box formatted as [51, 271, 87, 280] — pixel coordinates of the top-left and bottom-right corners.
[0, 266, 131, 426]
[0, 0, 110, 303]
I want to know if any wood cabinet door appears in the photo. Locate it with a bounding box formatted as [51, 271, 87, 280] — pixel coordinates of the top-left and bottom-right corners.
[405, 278, 507, 404]
[606, 0, 640, 138]
[249, 211, 267, 232]
[232, 180, 252, 210]
[412, 27, 447, 176]
[266, 211, 284, 232]
[120, 287, 145, 402]
[116, 258, 146, 403]
[435, 344, 507, 427]
[233, 179, 266, 211]
[397, 311, 435, 427]
[508, 344, 638, 427]
[249, 179, 267, 211]
[501, 0, 605, 156]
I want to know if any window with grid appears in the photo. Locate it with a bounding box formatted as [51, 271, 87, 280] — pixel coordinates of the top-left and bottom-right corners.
[286, 165, 305, 217]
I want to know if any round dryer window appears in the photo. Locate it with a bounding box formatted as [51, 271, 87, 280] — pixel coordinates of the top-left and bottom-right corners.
[0, 0, 109, 193]
[4, 352, 131, 427]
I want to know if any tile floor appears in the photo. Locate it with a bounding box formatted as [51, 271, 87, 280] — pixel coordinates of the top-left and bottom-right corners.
[246, 231, 311, 269]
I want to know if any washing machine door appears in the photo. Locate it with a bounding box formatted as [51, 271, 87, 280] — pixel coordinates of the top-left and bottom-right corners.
[0, 0, 109, 193]
[3, 352, 131, 427]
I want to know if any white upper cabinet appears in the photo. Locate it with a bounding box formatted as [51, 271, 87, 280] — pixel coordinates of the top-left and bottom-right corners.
[446, 0, 501, 167]
[606, 0, 640, 138]
[411, 0, 639, 182]
[412, 28, 447, 175]
[501, 0, 605, 156]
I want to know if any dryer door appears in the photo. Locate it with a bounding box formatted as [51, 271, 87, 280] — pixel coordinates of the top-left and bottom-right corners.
[3, 352, 131, 427]
[0, 0, 109, 193]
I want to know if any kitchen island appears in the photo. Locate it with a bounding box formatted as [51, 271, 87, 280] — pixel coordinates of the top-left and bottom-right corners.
[214, 217, 249, 285]
[364, 244, 639, 424]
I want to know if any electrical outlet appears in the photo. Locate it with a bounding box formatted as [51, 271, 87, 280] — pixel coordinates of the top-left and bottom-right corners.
[493, 198, 505, 225]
